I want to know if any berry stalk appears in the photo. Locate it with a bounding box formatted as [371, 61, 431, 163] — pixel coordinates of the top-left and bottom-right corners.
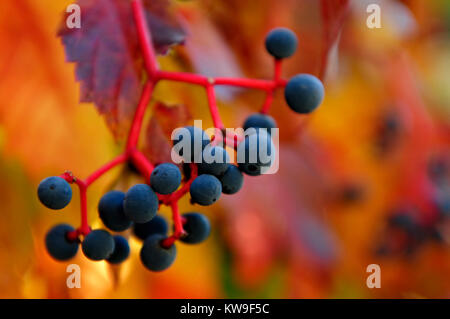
[42, 0, 323, 270]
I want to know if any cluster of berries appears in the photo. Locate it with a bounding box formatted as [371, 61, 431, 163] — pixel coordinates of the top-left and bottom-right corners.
[38, 27, 324, 271]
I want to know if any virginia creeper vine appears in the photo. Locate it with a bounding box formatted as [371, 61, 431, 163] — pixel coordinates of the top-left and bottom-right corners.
[61, 0, 289, 248]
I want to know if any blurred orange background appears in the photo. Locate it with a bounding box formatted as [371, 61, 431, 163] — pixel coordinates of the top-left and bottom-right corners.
[0, 0, 449, 298]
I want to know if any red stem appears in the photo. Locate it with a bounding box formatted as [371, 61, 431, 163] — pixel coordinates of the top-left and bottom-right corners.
[161, 201, 185, 248]
[77, 182, 90, 235]
[214, 77, 283, 91]
[131, 0, 158, 75]
[260, 59, 282, 114]
[172, 163, 198, 202]
[59, 173, 90, 240]
[274, 59, 282, 81]
[157, 70, 210, 86]
[126, 81, 154, 149]
[159, 163, 198, 205]
[130, 149, 154, 181]
[206, 84, 225, 129]
[260, 91, 274, 114]
[85, 154, 128, 186]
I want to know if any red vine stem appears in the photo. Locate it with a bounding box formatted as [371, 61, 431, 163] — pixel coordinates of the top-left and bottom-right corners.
[260, 91, 274, 115]
[130, 149, 154, 181]
[85, 154, 128, 186]
[126, 82, 154, 149]
[131, 0, 158, 75]
[157, 71, 210, 86]
[261, 59, 282, 114]
[161, 202, 184, 248]
[61, 0, 291, 247]
[206, 84, 225, 129]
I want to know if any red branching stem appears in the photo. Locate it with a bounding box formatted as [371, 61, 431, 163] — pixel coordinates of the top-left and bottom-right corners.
[261, 59, 282, 114]
[161, 201, 185, 248]
[85, 154, 128, 186]
[126, 81, 154, 149]
[59, 172, 90, 240]
[159, 163, 198, 205]
[157, 70, 288, 91]
[260, 90, 274, 114]
[78, 183, 90, 235]
[214, 77, 277, 91]
[59, 0, 293, 246]
[129, 149, 154, 181]
[206, 84, 225, 129]
[131, 0, 158, 75]
[172, 163, 198, 201]
[274, 59, 282, 81]
[157, 71, 210, 86]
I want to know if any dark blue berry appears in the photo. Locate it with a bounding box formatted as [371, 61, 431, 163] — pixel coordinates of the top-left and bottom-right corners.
[140, 234, 176, 271]
[265, 27, 298, 59]
[173, 126, 210, 162]
[150, 163, 182, 195]
[107, 235, 130, 264]
[237, 129, 275, 176]
[123, 184, 158, 223]
[181, 213, 211, 244]
[189, 174, 222, 206]
[198, 146, 230, 176]
[133, 215, 168, 241]
[38, 176, 72, 210]
[284, 74, 324, 114]
[219, 165, 244, 194]
[82, 229, 115, 261]
[45, 224, 79, 261]
[243, 113, 277, 132]
[98, 191, 132, 232]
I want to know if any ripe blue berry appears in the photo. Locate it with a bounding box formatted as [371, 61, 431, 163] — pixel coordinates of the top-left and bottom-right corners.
[107, 235, 130, 264]
[140, 234, 177, 271]
[237, 129, 276, 176]
[45, 224, 79, 261]
[284, 74, 324, 114]
[98, 191, 132, 232]
[265, 27, 298, 59]
[82, 229, 115, 261]
[123, 184, 158, 223]
[181, 213, 211, 244]
[243, 113, 277, 132]
[133, 215, 168, 241]
[189, 174, 222, 206]
[38, 176, 72, 210]
[150, 163, 182, 195]
[173, 126, 210, 162]
[198, 146, 230, 176]
[219, 165, 244, 194]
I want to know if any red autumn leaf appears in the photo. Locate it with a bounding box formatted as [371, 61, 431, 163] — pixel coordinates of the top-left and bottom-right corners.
[143, 103, 191, 165]
[58, 0, 185, 138]
[143, 117, 173, 166]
